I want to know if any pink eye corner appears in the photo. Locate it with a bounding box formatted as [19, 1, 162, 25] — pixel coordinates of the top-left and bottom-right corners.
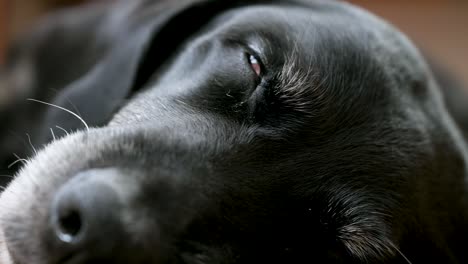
[248, 54, 262, 77]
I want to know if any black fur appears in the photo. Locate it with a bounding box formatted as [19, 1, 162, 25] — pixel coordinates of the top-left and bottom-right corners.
[1, 0, 468, 263]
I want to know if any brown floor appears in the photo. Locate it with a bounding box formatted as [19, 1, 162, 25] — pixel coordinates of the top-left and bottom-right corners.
[0, 0, 8, 63]
[350, 0, 468, 87]
[0, 0, 85, 64]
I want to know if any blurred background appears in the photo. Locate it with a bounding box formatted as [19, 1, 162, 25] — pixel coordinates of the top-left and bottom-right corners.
[0, 0, 467, 86]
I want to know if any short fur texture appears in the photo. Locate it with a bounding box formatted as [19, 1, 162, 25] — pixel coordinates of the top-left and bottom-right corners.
[1, 0, 468, 263]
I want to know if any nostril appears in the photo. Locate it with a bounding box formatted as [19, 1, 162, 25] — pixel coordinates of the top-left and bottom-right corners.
[51, 185, 88, 245]
[56, 208, 83, 243]
[49, 168, 130, 260]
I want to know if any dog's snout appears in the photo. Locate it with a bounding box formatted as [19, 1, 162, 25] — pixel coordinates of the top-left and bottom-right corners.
[50, 169, 126, 259]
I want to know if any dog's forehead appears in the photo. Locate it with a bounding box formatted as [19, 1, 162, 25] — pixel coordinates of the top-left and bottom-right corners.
[209, 2, 428, 81]
[209, 3, 390, 48]
[113, 1, 431, 131]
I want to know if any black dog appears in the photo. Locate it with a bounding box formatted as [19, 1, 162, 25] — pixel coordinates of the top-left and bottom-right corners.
[1, 0, 468, 263]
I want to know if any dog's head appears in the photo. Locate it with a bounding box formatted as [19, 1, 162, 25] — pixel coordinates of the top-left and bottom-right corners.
[1, 0, 467, 263]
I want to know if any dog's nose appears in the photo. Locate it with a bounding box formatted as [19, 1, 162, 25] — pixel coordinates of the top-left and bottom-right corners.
[50, 169, 125, 256]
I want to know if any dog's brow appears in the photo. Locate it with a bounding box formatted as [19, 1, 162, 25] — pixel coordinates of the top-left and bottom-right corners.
[274, 46, 318, 113]
[278, 51, 310, 94]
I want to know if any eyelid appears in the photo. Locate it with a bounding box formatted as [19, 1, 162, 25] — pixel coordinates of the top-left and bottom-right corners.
[246, 44, 265, 65]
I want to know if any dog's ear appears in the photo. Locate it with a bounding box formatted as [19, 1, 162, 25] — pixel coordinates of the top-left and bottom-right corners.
[37, 0, 252, 143]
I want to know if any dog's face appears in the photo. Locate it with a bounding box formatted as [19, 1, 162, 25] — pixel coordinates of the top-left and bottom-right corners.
[1, 0, 467, 263]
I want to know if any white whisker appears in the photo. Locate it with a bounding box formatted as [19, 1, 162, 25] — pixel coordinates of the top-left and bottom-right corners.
[390, 242, 412, 264]
[27, 98, 90, 132]
[55, 126, 70, 136]
[7, 158, 27, 169]
[13, 153, 23, 161]
[66, 98, 83, 120]
[50, 128, 56, 141]
[25, 133, 37, 155]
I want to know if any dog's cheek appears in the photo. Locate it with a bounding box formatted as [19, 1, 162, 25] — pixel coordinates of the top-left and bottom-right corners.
[338, 221, 395, 261]
[323, 199, 398, 262]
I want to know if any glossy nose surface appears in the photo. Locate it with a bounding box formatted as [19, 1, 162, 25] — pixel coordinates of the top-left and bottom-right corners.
[50, 169, 125, 258]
